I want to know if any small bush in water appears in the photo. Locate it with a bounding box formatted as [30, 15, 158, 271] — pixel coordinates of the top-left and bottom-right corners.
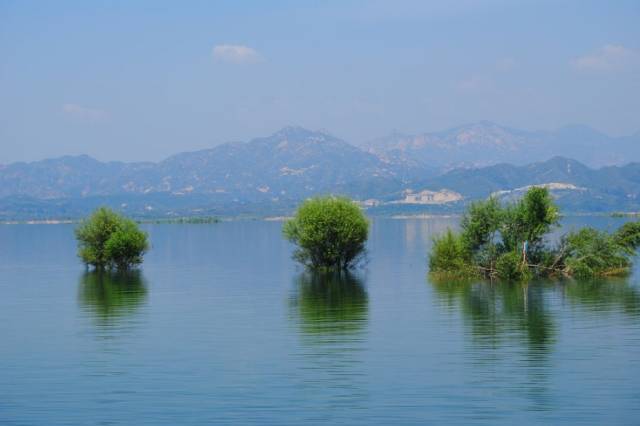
[283, 196, 369, 270]
[75, 207, 149, 270]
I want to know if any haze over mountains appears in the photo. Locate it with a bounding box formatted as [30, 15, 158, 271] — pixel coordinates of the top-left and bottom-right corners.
[365, 121, 640, 171]
[1, 122, 639, 220]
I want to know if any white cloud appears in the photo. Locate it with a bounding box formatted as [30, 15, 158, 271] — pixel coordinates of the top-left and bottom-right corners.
[62, 103, 109, 122]
[573, 44, 640, 72]
[212, 44, 261, 63]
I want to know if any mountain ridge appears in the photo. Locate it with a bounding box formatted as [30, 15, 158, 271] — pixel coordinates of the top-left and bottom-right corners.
[363, 121, 640, 170]
[2, 125, 640, 219]
[0, 127, 408, 201]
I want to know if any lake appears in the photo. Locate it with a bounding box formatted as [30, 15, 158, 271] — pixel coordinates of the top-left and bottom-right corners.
[1, 217, 639, 425]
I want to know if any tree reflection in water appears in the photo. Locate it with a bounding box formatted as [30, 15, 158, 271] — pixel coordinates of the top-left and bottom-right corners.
[291, 270, 368, 338]
[431, 276, 640, 412]
[432, 278, 556, 411]
[563, 277, 640, 316]
[78, 270, 148, 325]
[289, 270, 369, 413]
[432, 279, 555, 352]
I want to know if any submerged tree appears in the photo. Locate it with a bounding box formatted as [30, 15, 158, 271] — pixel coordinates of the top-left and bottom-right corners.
[75, 207, 149, 270]
[429, 187, 640, 281]
[283, 196, 369, 270]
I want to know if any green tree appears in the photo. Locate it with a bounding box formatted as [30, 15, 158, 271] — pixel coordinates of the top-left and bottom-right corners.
[561, 228, 632, 277]
[428, 188, 640, 280]
[283, 196, 369, 269]
[459, 197, 502, 270]
[75, 207, 149, 270]
[429, 229, 474, 278]
[495, 251, 530, 281]
[613, 221, 640, 252]
[501, 187, 559, 256]
[460, 197, 502, 252]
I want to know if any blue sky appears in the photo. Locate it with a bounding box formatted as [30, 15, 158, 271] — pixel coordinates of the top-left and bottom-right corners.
[1, 0, 639, 162]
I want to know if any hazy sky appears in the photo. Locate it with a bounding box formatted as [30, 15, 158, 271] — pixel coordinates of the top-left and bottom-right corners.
[1, 0, 639, 163]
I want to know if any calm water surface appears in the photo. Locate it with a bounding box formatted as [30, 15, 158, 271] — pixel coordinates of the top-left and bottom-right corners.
[1, 217, 639, 425]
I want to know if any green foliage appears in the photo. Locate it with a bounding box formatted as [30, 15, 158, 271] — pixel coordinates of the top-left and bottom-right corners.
[495, 251, 529, 281]
[104, 220, 149, 270]
[613, 221, 640, 251]
[429, 229, 475, 278]
[283, 196, 369, 269]
[428, 187, 640, 281]
[561, 228, 632, 278]
[75, 207, 149, 270]
[501, 187, 559, 254]
[460, 197, 501, 252]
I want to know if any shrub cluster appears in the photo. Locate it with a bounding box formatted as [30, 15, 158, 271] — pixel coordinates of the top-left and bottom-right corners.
[429, 187, 640, 281]
[283, 196, 369, 270]
[557, 223, 640, 278]
[75, 207, 149, 270]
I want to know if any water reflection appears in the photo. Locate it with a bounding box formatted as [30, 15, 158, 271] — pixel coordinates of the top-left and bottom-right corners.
[78, 270, 148, 324]
[289, 271, 369, 413]
[290, 271, 368, 338]
[432, 279, 556, 353]
[563, 277, 640, 316]
[432, 279, 557, 412]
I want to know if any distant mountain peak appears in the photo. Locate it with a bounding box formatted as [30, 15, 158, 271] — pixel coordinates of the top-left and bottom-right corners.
[364, 121, 640, 170]
[272, 126, 326, 140]
[543, 156, 581, 164]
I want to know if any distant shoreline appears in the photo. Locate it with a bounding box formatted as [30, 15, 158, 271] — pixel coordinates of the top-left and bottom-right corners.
[2, 211, 639, 225]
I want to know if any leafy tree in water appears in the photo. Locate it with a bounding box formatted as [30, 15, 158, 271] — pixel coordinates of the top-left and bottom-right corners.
[556, 228, 634, 278]
[75, 207, 149, 270]
[283, 196, 369, 270]
[501, 187, 559, 257]
[613, 221, 640, 251]
[429, 187, 640, 281]
[429, 229, 473, 278]
[460, 197, 502, 269]
[461, 197, 502, 252]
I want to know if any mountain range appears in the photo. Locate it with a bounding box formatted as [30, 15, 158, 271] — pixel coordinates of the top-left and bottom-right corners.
[365, 121, 640, 171]
[1, 122, 639, 220]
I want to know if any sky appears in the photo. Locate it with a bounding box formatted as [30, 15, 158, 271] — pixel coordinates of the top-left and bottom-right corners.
[1, 0, 639, 163]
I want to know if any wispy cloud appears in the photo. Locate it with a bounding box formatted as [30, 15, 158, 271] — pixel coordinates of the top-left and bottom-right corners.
[62, 103, 109, 122]
[212, 44, 261, 64]
[573, 44, 640, 72]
